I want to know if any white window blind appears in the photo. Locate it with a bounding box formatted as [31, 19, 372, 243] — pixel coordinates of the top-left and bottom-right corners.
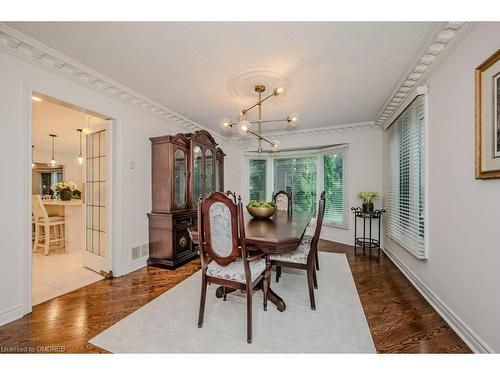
[386, 95, 426, 258]
[323, 149, 347, 226]
[249, 159, 267, 201]
[273, 157, 317, 214]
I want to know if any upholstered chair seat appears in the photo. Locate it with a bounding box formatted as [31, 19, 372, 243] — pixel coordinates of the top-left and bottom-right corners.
[300, 234, 313, 246]
[207, 257, 266, 283]
[269, 243, 311, 264]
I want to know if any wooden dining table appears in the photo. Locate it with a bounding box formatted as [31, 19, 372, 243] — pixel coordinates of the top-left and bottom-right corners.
[190, 210, 312, 312]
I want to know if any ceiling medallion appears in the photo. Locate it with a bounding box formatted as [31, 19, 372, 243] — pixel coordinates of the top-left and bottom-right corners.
[220, 84, 299, 153]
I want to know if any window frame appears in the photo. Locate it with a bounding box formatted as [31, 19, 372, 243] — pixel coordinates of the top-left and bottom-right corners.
[245, 144, 349, 229]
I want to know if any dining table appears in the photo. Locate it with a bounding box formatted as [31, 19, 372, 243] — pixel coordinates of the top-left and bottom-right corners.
[189, 210, 313, 312]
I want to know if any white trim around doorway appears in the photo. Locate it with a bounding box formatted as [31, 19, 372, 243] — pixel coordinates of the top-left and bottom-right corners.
[22, 83, 122, 316]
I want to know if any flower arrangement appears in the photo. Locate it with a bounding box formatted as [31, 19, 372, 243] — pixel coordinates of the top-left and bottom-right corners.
[357, 191, 379, 203]
[358, 191, 379, 214]
[51, 181, 77, 201]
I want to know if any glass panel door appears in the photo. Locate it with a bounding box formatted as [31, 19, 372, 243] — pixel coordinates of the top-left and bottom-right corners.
[205, 149, 213, 195]
[174, 149, 187, 207]
[193, 145, 203, 202]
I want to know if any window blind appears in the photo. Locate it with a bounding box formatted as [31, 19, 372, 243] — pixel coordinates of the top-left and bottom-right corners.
[386, 95, 426, 258]
[249, 159, 267, 201]
[323, 149, 346, 226]
[273, 157, 317, 214]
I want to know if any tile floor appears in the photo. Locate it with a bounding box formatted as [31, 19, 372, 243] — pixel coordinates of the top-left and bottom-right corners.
[32, 250, 104, 305]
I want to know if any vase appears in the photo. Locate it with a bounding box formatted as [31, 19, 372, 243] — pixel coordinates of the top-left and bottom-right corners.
[362, 201, 374, 214]
[60, 188, 72, 201]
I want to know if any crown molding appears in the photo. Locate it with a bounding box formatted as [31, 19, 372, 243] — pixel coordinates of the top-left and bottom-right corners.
[227, 121, 379, 144]
[0, 23, 227, 141]
[375, 22, 474, 127]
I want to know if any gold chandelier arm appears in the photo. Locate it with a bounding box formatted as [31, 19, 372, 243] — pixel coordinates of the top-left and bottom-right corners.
[247, 129, 274, 146]
[248, 118, 288, 125]
[241, 92, 278, 115]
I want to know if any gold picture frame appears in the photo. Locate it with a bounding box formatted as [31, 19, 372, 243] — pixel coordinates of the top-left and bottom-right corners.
[476, 49, 500, 179]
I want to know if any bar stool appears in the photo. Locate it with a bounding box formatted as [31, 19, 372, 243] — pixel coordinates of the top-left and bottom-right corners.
[32, 195, 66, 255]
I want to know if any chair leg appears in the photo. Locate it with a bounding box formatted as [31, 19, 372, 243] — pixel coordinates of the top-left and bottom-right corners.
[61, 223, 66, 252]
[44, 225, 50, 256]
[307, 267, 316, 310]
[246, 285, 253, 344]
[197, 273, 207, 328]
[313, 268, 318, 289]
[33, 224, 40, 253]
[315, 251, 320, 271]
[223, 286, 227, 301]
[275, 265, 281, 283]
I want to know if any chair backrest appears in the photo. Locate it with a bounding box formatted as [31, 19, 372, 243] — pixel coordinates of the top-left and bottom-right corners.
[198, 191, 241, 267]
[32, 194, 48, 222]
[225, 190, 237, 204]
[307, 191, 326, 263]
[272, 190, 292, 212]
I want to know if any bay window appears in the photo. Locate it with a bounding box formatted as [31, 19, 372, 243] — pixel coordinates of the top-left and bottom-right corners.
[247, 145, 348, 228]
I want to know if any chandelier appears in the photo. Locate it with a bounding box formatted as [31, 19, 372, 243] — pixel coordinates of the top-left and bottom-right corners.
[219, 84, 299, 153]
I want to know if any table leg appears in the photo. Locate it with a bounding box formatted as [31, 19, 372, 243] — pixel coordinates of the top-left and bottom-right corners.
[266, 287, 286, 312]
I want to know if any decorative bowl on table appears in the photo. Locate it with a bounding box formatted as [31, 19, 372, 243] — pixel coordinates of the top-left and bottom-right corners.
[246, 201, 277, 219]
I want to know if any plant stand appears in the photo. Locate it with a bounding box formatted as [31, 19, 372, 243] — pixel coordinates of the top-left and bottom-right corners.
[351, 207, 385, 259]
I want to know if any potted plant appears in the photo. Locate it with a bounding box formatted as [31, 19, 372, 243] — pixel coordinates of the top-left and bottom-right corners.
[51, 181, 77, 201]
[358, 191, 379, 214]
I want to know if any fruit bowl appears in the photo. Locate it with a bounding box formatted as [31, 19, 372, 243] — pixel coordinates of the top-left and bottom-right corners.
[246, 201, 277, 219]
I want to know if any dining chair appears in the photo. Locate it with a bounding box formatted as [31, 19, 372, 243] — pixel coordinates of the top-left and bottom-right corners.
[225, 190, 237, 204]
[272, 190, 292, 212]
[32, 195, 66, 255]
[271, 191, 326, 310]
[197, 191, 268, 343]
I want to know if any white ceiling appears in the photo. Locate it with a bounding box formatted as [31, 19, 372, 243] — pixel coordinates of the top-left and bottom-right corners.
[8, 22, 440, 134]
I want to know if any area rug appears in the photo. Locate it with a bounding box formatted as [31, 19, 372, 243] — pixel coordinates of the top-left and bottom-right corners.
[90, 252, 376, 353]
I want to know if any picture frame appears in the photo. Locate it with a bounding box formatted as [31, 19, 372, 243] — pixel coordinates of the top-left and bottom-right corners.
[475, 49, 500, 179]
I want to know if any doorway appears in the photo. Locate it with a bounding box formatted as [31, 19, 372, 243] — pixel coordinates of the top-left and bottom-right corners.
[30, 93, 114, 306]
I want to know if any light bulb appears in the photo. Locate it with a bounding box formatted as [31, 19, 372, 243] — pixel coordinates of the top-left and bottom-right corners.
[32, 96, 42, 102]
[219, 117, 232, 130]
[77, 156, 84, 165]
[287, 113, 299, 125]
[49, 159, 58, 168]
[271, 140, 281, 151]
[274, 87, 284, 96]
[238, 120, 251, 136]
[31, 162, 36, 169]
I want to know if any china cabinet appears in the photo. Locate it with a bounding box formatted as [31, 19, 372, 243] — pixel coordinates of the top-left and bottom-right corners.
[147, 130, 224, 268]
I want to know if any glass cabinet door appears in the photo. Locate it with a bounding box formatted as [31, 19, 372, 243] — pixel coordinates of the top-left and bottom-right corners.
[174, 148, 186, 207]
[215, 158, 220, 191]
[193, 145, 203, 202]
[205, 149, 213, 194]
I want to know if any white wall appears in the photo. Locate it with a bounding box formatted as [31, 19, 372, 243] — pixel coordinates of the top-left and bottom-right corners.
[233, 127, 384, 245]
[0, 50, 226, 325]
[383, 23, 500, 352]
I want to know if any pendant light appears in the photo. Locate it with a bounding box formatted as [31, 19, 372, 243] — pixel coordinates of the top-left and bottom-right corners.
[47, 134, 59, 168]
[31, 145, 36, 169]
[76, 128, 84, 165]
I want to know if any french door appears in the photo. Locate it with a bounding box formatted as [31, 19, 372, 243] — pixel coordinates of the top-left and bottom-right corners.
[84, 121, 112, 275]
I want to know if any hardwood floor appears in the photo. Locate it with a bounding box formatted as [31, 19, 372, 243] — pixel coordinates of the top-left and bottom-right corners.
[0, 241, 471, 353]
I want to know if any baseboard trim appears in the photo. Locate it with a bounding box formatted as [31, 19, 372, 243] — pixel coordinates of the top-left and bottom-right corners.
[0, 304, 23, 327]
[383, 245, 493, 353]
[121, 258, 147, 276]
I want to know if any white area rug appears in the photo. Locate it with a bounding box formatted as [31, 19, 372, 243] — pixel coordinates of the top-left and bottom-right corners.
[90, 253, 375, 353]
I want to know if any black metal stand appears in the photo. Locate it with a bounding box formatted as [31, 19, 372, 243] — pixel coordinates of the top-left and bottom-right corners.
[351, 207, 385, 259]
